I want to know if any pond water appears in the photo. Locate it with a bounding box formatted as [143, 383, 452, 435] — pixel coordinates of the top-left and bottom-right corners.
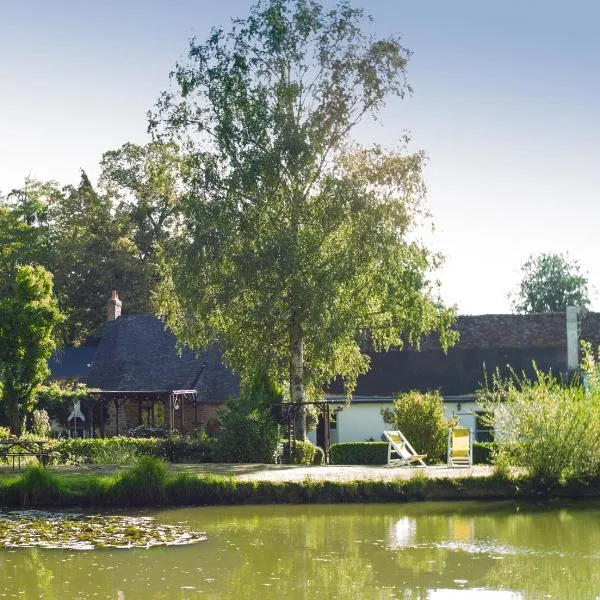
[1, 500, 599, 599]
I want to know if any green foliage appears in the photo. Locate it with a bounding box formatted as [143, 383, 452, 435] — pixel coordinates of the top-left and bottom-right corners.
[0, 265, 64, 435]
[482, 350, 600, 482]
[1, 171, 160, 345]
[50, 436, 214, 465]
[213, 370, 282, 463]
[14, 465, 64, 506]
[31, 409, 51, 438]
[151, 0, 457, 438]
[35, 381, 96, 429]
[473, 442, 494, 465]
[99, 141, 184, 262]
[113, 457, 168, 505]
[330, 442, 388, 465]
[381, 391, 450, 463]
[285, 440, 316, 465]
[511, 252, 590, 314]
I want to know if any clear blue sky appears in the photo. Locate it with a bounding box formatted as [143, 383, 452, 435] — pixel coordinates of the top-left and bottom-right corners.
[1, 0, 599, 315]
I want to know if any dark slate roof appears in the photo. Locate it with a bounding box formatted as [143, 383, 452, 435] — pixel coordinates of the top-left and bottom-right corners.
[84, 316, 239, 403]
[49, 347, 98, 379]
[329, 311, 600, 397]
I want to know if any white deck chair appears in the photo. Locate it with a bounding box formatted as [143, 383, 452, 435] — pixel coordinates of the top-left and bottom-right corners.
[447, 427, 472, 467]
[383, 430, 427, 467]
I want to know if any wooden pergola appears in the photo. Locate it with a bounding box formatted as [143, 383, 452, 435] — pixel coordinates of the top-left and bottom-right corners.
[271, 401, 340, 464]
[87, 390, 198, 437]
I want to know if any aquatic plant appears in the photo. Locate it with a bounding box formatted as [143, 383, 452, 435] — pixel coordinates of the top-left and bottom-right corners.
[0, 511, 206, 550]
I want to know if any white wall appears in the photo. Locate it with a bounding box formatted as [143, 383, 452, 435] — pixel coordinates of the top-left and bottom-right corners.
[332, 399, 482, 444]
[334, 403, 389, 443]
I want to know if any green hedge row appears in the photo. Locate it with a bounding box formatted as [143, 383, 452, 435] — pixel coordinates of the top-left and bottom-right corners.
[43, 437, 326, 466]
[330, 441, 495, 466]
[330, 442, 389, 465]
[49, 437, 215, 465]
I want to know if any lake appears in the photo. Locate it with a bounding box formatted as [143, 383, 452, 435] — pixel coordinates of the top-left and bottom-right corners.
[1, 500, 599, 599]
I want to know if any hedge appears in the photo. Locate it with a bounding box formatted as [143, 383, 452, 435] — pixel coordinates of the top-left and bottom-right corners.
[330, 442, 388, 465]
[473, 441, 494, 465]
[49, 437, 215, 465]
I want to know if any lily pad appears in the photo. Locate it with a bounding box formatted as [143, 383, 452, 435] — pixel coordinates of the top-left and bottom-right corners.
[0, 511, 206, 550]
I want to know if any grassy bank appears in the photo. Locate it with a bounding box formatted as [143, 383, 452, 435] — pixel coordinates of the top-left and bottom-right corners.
[2, 459, 600, 509]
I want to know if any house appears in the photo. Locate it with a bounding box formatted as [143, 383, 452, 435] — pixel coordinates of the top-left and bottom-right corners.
[325, 307, 600, 443]
[49, 292, 239, 436]
[50, 291, 600, 442]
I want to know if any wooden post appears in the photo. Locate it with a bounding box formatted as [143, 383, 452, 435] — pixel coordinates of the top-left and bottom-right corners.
[115, 398, 119, 435]
[180, 395, 185, 434]
[324, 403, 330, 464]
[100, 397, 105, 438]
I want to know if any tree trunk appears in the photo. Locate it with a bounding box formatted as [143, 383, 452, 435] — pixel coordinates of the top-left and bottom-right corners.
[5, 387, 23, 437]
[290, 310, 306, 440]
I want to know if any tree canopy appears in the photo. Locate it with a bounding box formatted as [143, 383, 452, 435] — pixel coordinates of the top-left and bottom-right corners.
[151, 0, 457, 437]
[511, 252, 590, 314]
[1, 146, 183, 344]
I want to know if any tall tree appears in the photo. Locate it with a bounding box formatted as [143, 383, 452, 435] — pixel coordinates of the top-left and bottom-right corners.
[5, 174, 152, 344]
[0, 265, 63, 435]
[511, 253, 590, 313]
[99, 141, 185, 260]
[151, 0, 457, 438]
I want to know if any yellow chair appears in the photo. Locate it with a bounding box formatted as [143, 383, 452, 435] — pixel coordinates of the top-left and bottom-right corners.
[447, 427, 472, 467]
[383, 430, 427, 467]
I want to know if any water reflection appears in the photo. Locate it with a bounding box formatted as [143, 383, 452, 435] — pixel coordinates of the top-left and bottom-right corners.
[1, 501, 600, 599]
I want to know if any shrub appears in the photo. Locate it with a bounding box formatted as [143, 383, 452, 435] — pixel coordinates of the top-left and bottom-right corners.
[473, 441, 494, 465]
[49, 436, 214, 465]
[482, 354, 600, 482]
[330, 442, 388, 465]
[381, 390, 450, 463]
[213, 370, 282, 463]
[283, 440, 316, 465]
[31, 409, 51, 438]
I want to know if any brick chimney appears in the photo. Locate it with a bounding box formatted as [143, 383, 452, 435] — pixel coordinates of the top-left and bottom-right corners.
[106, 290, 122, 322]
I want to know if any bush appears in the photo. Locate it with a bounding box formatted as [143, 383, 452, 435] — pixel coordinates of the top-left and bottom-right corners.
[330, 442, 388, 465]
[381, 390, 450, 463]
[31, 409, 51, 438]
[282, 440, 316, 465]
[213, 370, 282, 463]
[50, 436, 214, 465]
[473, 441, 494, 465]
[483, 353, 600, 482]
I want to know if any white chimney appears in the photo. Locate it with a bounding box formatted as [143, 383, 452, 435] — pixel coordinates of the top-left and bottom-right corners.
[107, 290, 122, 322]
[566, 305, 579, 370]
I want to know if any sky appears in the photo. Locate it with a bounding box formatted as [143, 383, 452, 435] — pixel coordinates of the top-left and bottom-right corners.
[1, 0, 599, 315]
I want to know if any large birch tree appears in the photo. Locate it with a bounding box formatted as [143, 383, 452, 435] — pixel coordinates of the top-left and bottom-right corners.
[151, 0, 457, 438]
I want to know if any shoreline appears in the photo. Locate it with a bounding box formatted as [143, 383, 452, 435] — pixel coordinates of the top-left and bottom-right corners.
[1, 463, 600, 508]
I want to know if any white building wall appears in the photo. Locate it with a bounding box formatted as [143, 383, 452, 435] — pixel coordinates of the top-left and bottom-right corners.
[332, 398, 482, 444]
[335, 403, 389, 442]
